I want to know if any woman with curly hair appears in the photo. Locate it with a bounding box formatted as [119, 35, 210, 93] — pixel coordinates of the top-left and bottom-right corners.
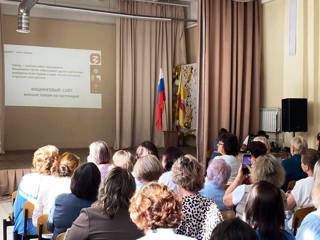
[32, 152, 80, 226]
[129, 182, 195, 239]
[13, 145, 59, 238]
[65, 167, 143, 240]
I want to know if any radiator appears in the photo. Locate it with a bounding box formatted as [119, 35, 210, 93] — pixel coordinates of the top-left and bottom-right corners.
[260, 108, 281, 133]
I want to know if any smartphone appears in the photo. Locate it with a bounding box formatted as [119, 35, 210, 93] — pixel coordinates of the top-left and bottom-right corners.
[242, 154, 252, 175]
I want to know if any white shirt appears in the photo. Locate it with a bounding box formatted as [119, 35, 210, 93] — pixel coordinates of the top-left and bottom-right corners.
[291, 176, 314, 208]
[287, 176, 314, 228]
[137, 228, 196, 240]
[32, 176, 71, 226]
[158, 171, 178, 193]
[214, 155, 240, 182]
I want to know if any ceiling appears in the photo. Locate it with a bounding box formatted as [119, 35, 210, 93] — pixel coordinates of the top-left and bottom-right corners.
[0, 0, 197, 25]
[30, 0, 196, 11]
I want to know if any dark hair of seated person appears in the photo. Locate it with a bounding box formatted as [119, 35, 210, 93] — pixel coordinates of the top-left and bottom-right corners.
[244, 181, 285, 240]
[162, 146, 184, 172]
[248, 141, 267, 158]
[93, 167, 136, 218]
[71, 162, 101, 201]
[219, 133, 239, 156]
[210, 218, 258, 240]
[140, 141, 159, 158]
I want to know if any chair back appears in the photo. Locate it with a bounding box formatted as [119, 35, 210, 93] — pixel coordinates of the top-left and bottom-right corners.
[11, 191, 17, 205]
[37, 214, 50, 234]
[23, 201, 39, 239]
[292, 206, 316, 235]
[56, 232, 66, 240]
[287, 180, 296, 191]
[23, 201, 35, 219]
[221, 209, 236, 220]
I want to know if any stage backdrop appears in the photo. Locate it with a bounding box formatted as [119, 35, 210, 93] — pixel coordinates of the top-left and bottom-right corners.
[2, 15, 116, 151]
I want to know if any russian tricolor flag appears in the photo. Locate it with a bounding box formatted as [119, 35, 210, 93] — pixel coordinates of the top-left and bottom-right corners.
[156, 69, 166, 130]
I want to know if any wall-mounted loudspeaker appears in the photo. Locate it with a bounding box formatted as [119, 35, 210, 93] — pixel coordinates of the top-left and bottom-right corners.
[281, 98, 308, 132]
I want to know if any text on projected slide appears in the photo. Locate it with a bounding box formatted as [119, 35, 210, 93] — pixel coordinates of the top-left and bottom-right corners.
[4, 44, 102, 108]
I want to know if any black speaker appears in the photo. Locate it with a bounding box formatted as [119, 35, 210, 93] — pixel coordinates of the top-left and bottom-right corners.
[282, 98, 308, 132]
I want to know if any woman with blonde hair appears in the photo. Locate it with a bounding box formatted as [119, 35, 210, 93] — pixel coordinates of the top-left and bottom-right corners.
[223, 154, 286, 218]
[172, 154, 223, 240]
[129, 182, 195, 239]
[87, 140, 112, 181]
[32, 152, 80, 226]
[112, 150, 135, 172]
[13, 145, 59, 237]
[281, 136, 308, 190]
[296, 160, 320, 239]
[132, 154, 163, 191]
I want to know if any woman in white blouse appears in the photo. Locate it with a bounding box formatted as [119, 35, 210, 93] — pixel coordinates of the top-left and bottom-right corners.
[32, 152, 80, 226]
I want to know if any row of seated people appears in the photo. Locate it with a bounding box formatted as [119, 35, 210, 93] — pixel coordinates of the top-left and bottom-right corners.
[11, 135, 320, 240]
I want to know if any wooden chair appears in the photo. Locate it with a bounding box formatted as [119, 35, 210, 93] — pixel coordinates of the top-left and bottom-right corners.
[3, 191, 17, 240]
[56, 232, 66, 240]
[221, 209, 236, 220]
[23, 201, 38, 239]
[287, 180, 296, 191]
[37, 214, 52, 240]
[292, 206, 316, 235]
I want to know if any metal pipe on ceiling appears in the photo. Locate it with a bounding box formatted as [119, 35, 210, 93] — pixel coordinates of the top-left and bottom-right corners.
[2, 0, 197, 23]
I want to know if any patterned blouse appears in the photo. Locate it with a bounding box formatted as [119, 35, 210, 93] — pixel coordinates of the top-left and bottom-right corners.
[175, 194, 223, 240]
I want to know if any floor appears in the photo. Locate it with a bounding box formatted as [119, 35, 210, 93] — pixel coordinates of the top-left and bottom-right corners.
[0, 197, 13, 240]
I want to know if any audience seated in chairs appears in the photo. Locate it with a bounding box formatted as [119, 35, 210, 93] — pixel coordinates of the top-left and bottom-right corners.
[286, 149, 320, 230]
[135, 141, 159, 159]
[282, 136, 308, 191]
[129, 182, 195, 239]
[200, 158, 231, 210]
[210, 218, 258, 240]
[132, 154, 163, 191]
[48, 162, 101, 240]
[32, 152, 80, 227]
[213, 133, 240, 182]
[112, 150, 135, 172]
[65, 167, 143, 240]
[172, 154, 223, 240]
[223, 154, 285, 218]
[158, 146, 184, 193]
[296, 160, 320, 240]
[13, 145, 59, 238]
[244, 181, 295, 240]
[247, 141, 268, 165]
[87, 140, 112, 181]
[252, 136, 271, 153]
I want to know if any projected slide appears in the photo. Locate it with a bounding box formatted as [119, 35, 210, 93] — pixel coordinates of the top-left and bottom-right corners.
[4, 44, 102, 108]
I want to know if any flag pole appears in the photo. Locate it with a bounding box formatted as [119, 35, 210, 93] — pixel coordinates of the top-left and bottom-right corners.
[163, 98, 169, 131]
